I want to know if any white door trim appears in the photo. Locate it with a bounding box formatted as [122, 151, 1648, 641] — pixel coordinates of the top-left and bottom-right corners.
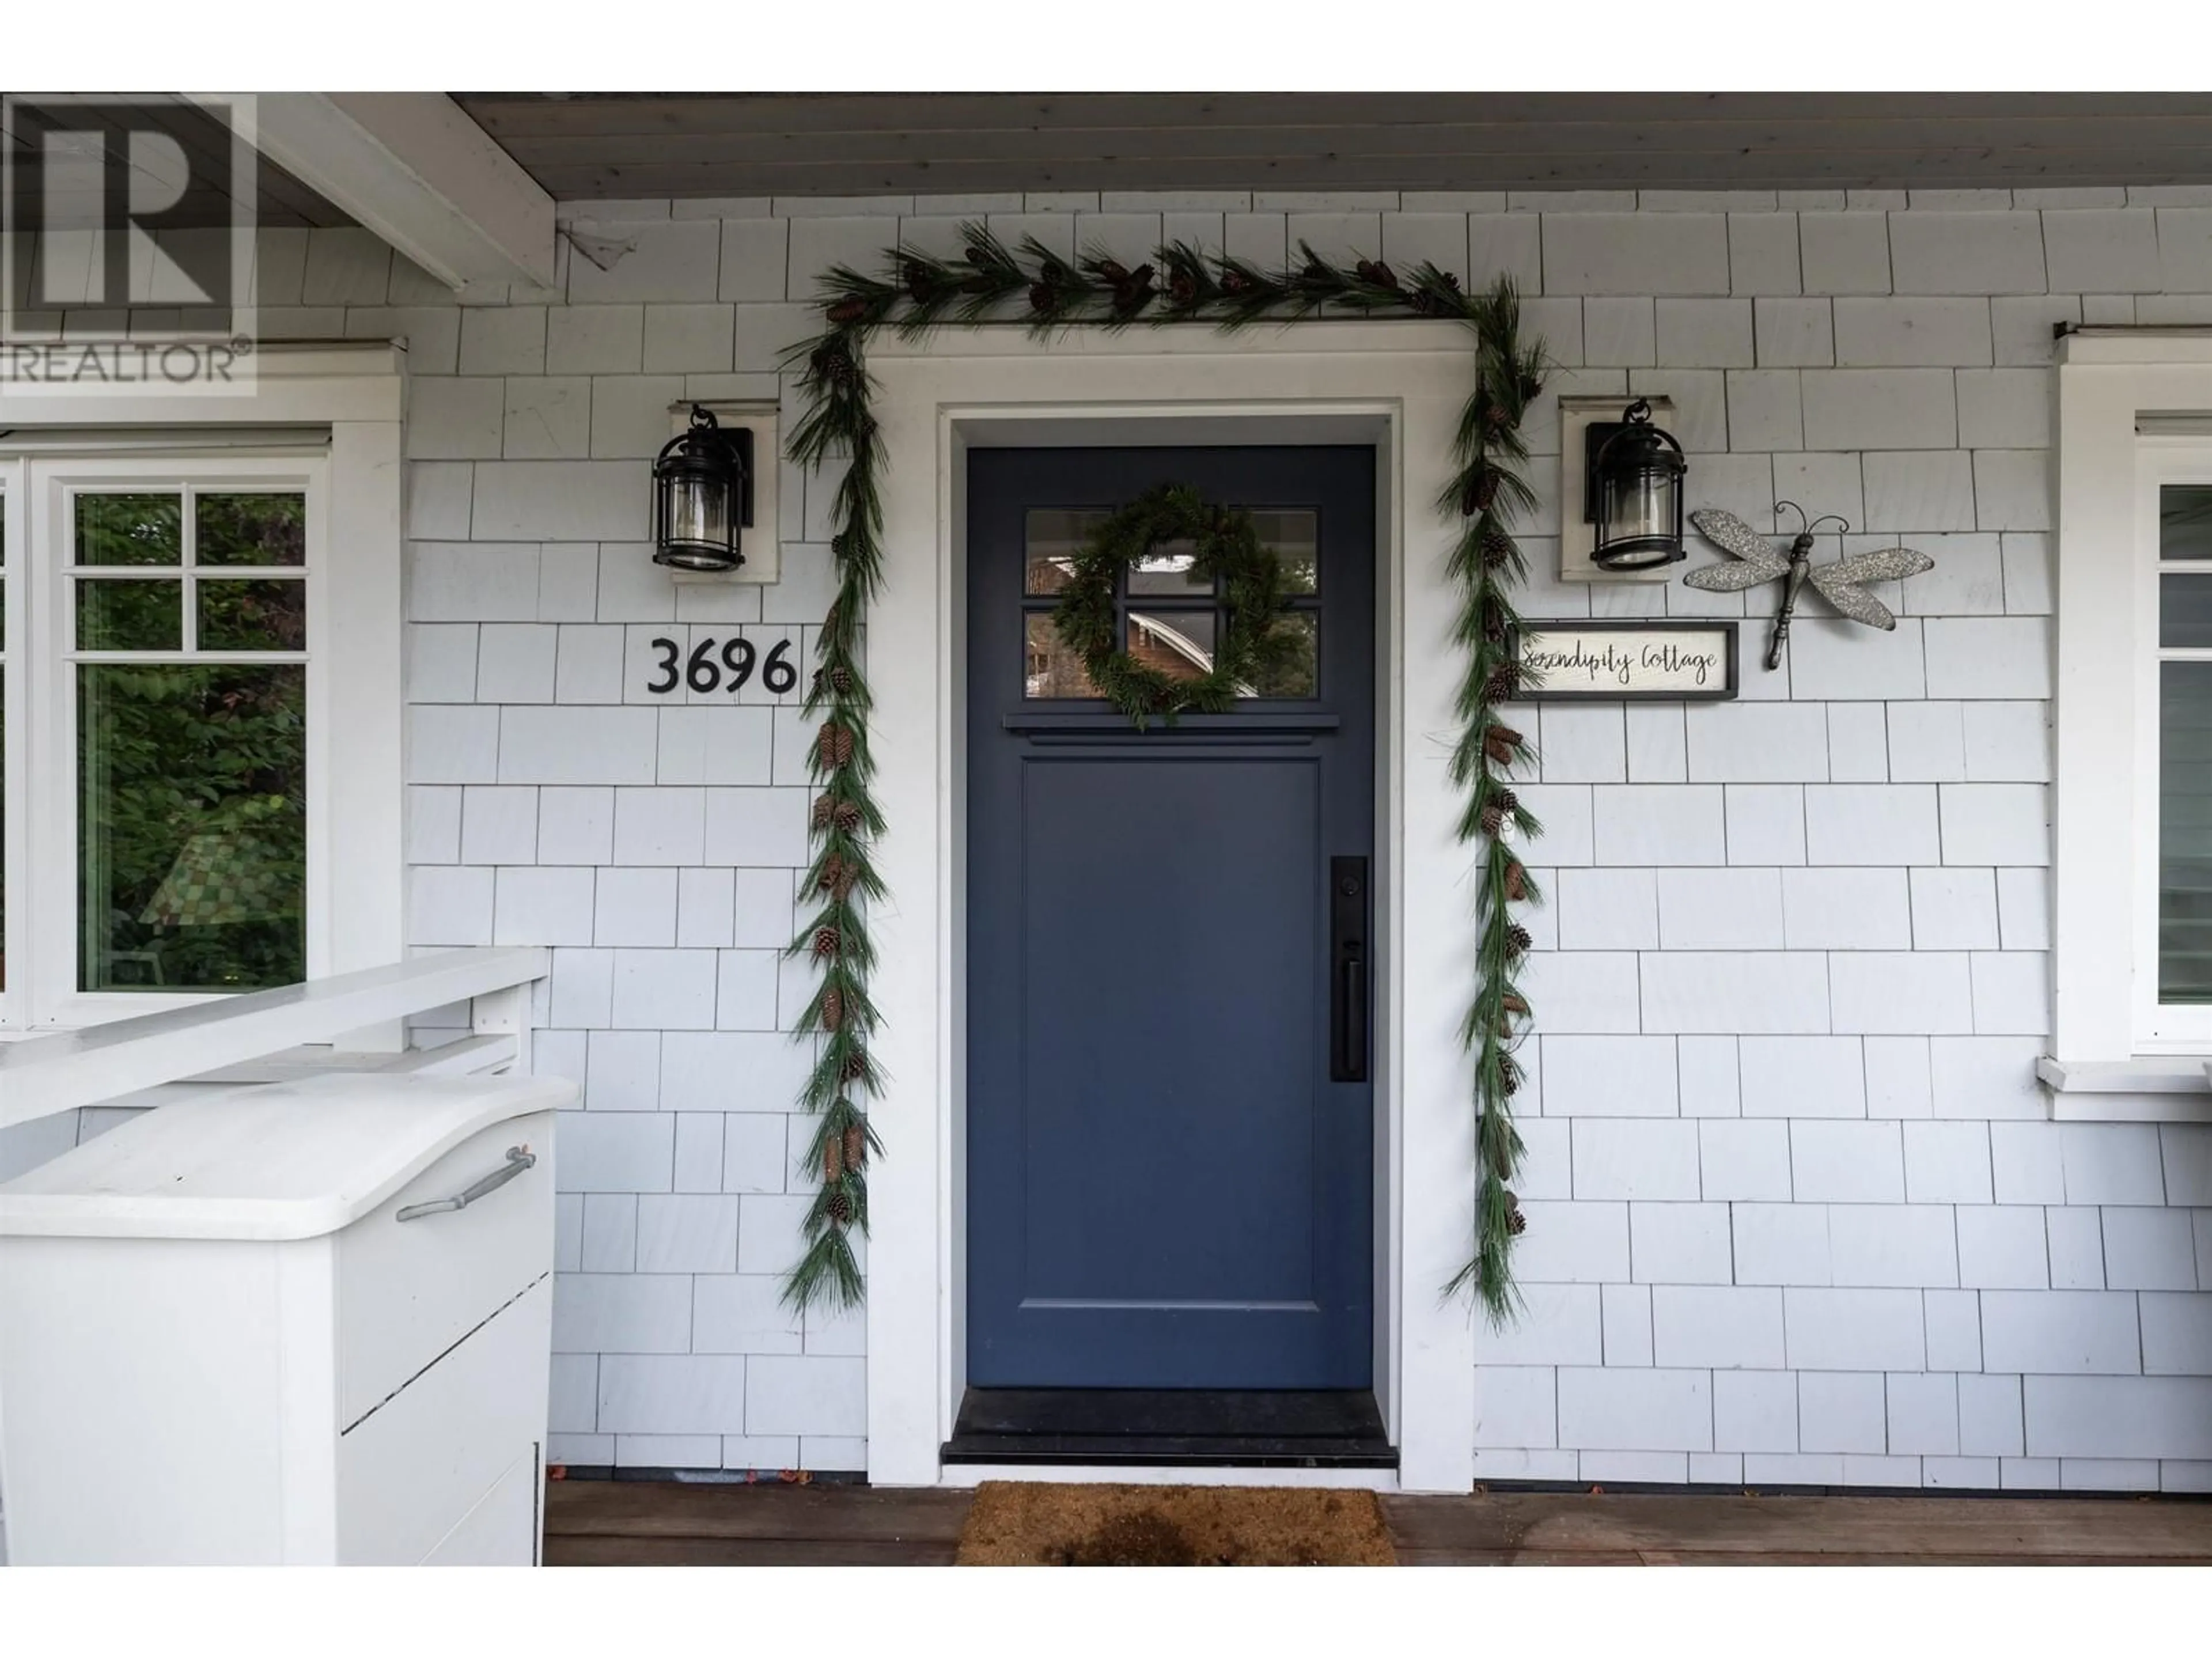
[859, 323, 1487, 1493]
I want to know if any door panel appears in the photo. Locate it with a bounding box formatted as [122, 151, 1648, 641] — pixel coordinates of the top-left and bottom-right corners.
[966, 446, 1376, 1389]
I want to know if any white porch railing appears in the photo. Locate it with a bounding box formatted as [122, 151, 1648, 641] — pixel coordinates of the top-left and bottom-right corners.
[0, 948, 550, 1133]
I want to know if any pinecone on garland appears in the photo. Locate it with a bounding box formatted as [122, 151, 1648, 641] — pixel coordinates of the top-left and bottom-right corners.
[817, 854, 858, 902]
[1479, 789, 1520, 838]
[1502, 991, 1531, 1017]
[1220, 268, 1254, 297]
[1505, 922, 1533, 959]
[825, 296, 869, 326]
[820, 985, 844, 1032]
[812, 926, 841, 960]
[1504, 1190, 1527, 1236]
[1504, 862, 1531, 903]
[812, 664, 855, 698]
[824, 1135, 844, 1183]
[1028, 279, 1059, 316]
[1111, 263, 1155, 312]
[1406, 271, 1461, 317]
[839, 1050, 868, 1084]
[812, 341, 859, 393]
[1480, 526, 1516, 571]
[1483, 662, 1522, 704]
[1168, 267, 1200, 306]
[1518, 373, 1544, 406]
[825, 1189, 854, 1227]
[1483, 724, 1523, 766]
[1355, 257, 1399, 290]
[817, 722, 855, 770]
[1498, 1054, 1521, 1096]
[843, 1123, 868, 1174]
[903, 260, 935, 302]
[1460, 470, 1499, 518]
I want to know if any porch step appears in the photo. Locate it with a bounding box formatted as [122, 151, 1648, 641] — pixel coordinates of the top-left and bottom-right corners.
[942, 1388, 1396, 1468]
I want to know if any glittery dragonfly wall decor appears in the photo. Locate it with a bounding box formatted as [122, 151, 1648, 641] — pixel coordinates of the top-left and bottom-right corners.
[1684, 501, 1934, 672]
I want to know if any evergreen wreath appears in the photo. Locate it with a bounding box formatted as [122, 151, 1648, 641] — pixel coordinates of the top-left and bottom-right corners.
[1052, 483, 1298, 725]
[779, 222, 1547, 1323]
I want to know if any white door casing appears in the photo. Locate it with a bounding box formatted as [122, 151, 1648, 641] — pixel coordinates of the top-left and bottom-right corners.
[858, 323, 1494, 1491]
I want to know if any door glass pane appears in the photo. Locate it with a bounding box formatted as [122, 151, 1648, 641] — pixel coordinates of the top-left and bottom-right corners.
[1243, 612, 1319, 699]
[1024, 509, 1109, 596]
[1024, 613, 1100, 699]
[1127, 537, 1209, 597]
[2162, 485, 2212, 561]
[2164, 575, 2212, 647]
[1252, 509, 1320, 594]
[78, 579, 183, 650]
[198, 579, 307, 651]
[75, 494, 182, 566]
[196, 493, 306, 566]
[2161, 660, 2212, 1003]
[79, 664, 306, 993]
[1128, 610, 1218, 683]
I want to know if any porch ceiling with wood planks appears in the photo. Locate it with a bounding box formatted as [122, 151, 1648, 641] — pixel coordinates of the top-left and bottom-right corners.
[0, 93, 350, 228]
[454, 92, 2212, 201]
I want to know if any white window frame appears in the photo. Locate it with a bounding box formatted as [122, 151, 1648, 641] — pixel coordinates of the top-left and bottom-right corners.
[2133, 440, 2212, 1048]
[26, 457, 325, 1027]
[0, 343, 404, 1033]
[2048, 332, 2212, 1118]
[1, 470, 24, 1031]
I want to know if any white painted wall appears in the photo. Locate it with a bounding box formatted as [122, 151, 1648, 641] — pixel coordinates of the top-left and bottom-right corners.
[25, 184, 2212, 1490]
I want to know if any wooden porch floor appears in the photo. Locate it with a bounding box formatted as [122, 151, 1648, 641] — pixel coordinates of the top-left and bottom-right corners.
[543, 1479, 2212, 1566]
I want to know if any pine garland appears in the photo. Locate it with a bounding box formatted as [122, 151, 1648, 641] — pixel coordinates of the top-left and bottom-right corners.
[781, 223, 1547, 1321]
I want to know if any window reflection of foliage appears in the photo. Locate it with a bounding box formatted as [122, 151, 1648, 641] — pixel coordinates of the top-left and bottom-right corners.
[198, 494, 306, 567]
[1247, 612, 1318, 698]
[79, 580, 182, 650]
[79, 664, 306, 992]
[76, 495, 181, 565]
[199, 579, 306, 652]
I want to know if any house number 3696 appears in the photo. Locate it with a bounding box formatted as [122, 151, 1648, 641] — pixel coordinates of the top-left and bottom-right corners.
[643, 635, 798, 696]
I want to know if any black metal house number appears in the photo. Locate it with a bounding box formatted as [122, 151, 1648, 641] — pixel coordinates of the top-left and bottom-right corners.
[643, 634, 799, 696]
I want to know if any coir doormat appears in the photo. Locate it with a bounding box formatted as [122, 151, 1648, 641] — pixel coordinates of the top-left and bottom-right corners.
[954, 1480, 1396, 1566]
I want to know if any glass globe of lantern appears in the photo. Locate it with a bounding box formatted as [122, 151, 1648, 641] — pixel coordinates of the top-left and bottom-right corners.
[652, 406, 747, 573]
[1590, 398, 1687, 571]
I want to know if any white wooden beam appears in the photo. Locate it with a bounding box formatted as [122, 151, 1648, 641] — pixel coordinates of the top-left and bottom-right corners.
[220, 92, 555, 291]
[0, 948, 550, 1130]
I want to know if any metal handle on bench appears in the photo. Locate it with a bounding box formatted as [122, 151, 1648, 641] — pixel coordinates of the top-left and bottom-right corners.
[396, 1146, 535, 1222]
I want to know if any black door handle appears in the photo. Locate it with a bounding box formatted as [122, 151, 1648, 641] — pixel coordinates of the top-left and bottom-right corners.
[1331, 856, 1368, 1082]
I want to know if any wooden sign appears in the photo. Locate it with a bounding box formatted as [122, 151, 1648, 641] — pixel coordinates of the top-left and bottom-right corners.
[1513, 619, 1738, 701]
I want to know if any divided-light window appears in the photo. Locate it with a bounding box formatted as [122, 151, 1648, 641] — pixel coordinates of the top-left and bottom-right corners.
[0, 456, 321, 1029]
[2152, 475, 2212, 1032]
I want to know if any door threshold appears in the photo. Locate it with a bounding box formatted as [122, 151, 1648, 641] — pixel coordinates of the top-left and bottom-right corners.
[942, 1388, 1397, 1469]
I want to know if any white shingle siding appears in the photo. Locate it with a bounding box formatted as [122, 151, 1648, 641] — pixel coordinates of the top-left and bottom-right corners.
[331, 190, 2212, 1485]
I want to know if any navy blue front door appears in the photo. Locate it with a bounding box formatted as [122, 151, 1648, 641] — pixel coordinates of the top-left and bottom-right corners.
[966, 447, 1376, 1389]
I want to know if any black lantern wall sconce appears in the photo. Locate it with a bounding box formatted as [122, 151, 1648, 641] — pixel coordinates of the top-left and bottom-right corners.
[1584, 398, 1688, 571]
[652, 405, 755, 573]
